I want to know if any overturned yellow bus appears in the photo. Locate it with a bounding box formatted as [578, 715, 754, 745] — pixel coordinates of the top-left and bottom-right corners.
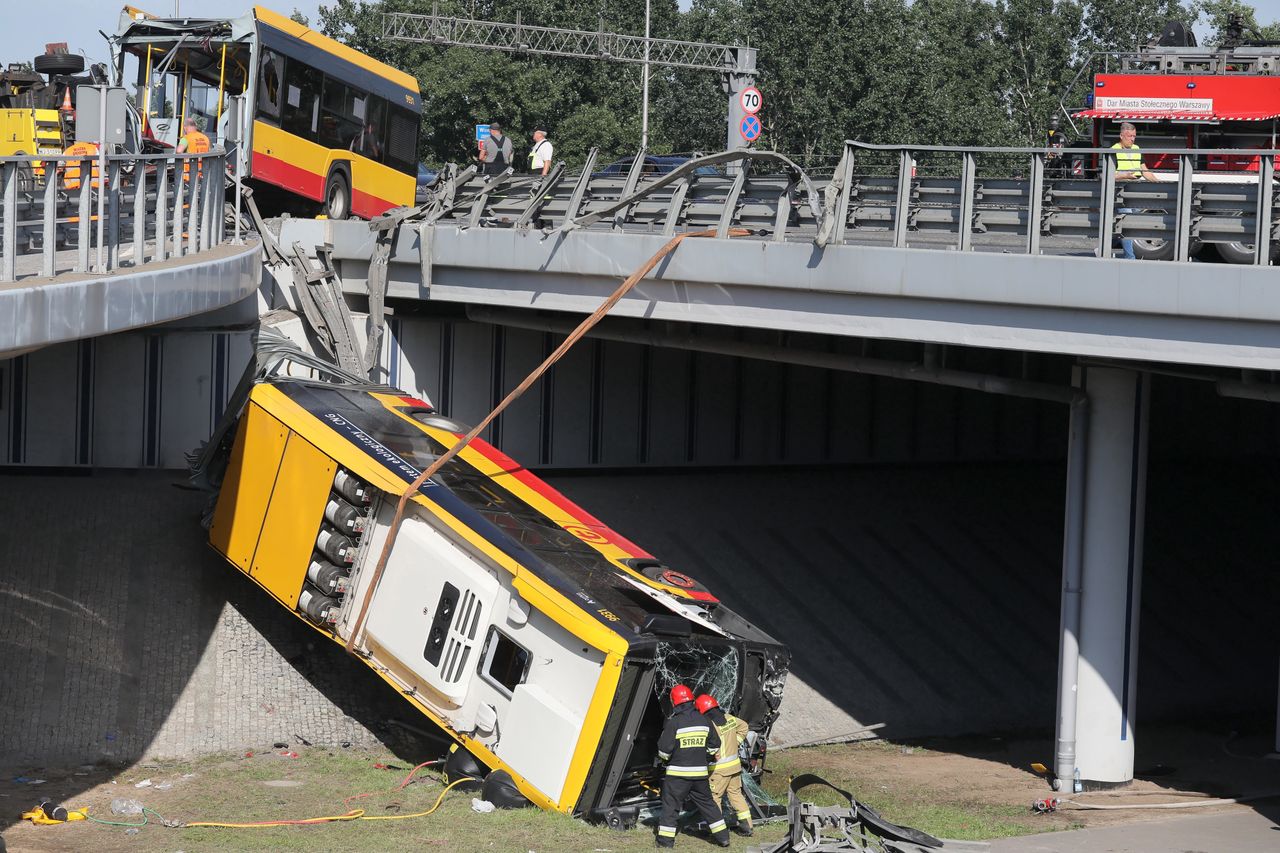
[200, 345, 790, 823]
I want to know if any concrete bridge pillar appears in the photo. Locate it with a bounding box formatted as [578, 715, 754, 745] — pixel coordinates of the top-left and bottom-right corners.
[1057, 367, 1149, 789]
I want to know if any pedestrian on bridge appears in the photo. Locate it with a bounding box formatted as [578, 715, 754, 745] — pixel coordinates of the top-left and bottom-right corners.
[480, 122, 513, 176]
[529, 126, 553, 176]
[1112, 122, 1156, 259]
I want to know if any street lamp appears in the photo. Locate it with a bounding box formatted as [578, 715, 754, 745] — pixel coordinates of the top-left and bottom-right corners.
[641, 0, 650, 150]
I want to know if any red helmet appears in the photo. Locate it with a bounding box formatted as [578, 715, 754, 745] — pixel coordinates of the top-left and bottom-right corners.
[670, 685, 694, 706]
[695, 694, 718, 714]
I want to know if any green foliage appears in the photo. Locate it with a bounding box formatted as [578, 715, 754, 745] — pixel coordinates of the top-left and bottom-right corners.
[1200, 0, 1280, 44]
[311, 0, 1280, 166]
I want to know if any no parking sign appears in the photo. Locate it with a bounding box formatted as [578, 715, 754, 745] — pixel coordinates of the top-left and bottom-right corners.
[740, 114, 762, 143]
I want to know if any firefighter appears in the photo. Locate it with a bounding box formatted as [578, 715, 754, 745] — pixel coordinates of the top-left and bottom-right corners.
[697, 693, 753, 837]
[60, 138, 99, 192]
[655, 684, 730, 848]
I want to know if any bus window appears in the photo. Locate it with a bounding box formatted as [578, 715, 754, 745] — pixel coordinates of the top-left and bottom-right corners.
[282, 61, 321, 137]
[319, 76, 360, 150]
[257, 49, 283, 120]
[480, 627, 530, 698]
[351, 96, 386, 162]
[386, 106, 418, 175]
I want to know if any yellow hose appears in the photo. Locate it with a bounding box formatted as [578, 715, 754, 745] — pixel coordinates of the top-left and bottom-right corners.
[182, 776, 472, 828]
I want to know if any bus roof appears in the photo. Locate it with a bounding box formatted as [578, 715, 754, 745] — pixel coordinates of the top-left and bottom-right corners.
[253, 6, 418, 94]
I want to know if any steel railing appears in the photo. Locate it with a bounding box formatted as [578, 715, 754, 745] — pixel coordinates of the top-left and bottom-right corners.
[416, 141, 1280, 264]
[0, 150, 229, 283]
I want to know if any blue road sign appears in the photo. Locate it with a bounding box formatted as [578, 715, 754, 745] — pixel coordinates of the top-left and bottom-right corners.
[475, 124, 491, 142]
[740, 114, 762, 143]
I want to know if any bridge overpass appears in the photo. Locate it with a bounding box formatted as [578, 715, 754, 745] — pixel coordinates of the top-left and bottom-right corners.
[2, 143, 1278, 797]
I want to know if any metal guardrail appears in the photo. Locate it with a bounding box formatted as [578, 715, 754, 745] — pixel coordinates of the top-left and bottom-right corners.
[417, 141, 1280, 264]
[0, 150, 228, 282]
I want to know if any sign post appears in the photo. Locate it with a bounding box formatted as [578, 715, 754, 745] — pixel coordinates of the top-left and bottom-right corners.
[723, 51, 758, 154]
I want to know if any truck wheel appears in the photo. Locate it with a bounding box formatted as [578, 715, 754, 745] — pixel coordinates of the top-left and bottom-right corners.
[1130, 239, 1172, 261]
[323, 170, 350, 221]
[34, 53, 85, 76]
[1215, 241, 1266, 264]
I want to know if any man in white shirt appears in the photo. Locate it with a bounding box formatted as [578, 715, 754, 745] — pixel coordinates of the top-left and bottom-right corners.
[529, 127, 553, 176]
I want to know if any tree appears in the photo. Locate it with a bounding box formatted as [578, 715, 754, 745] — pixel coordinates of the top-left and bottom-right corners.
[999, 0, 1086, 144]
[1198, 0, 1280, 45]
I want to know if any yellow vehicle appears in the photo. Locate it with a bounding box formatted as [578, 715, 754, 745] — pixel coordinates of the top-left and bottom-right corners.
[0, 50, 98, 185]
[115, 5, 420, 219]
[200, 344, 790, 823]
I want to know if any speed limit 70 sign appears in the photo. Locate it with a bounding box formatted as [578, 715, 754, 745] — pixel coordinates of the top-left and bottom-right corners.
[739, 86, 763, 115]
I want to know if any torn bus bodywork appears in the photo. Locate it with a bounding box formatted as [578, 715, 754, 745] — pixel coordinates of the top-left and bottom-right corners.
[196, 336, 789, 821]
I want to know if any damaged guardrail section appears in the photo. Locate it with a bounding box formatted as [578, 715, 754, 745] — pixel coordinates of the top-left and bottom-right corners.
[414, 141, 1279, 263]
[192, 331, 791, 824]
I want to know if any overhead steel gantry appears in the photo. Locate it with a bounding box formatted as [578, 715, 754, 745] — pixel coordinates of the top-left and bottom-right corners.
[381, 8, 758, 152]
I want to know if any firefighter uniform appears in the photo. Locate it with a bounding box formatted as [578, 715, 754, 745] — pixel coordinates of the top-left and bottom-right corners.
[61, 140, 99, 191]
[699, 696, 753, 836]
[655, 686, 730, 848]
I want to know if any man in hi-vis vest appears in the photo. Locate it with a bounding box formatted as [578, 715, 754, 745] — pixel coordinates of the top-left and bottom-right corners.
[696, 693, 753, 836]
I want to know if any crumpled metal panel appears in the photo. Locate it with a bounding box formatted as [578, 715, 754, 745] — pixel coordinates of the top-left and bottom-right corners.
[0, 240, 261, 359]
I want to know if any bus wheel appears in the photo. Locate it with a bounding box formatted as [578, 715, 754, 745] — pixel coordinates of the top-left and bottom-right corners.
[323, 171, 350, 220]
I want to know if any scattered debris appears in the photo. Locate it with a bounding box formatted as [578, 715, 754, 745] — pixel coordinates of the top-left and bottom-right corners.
[471, 798, 496, 814]
[12, 777, 46, 785]
[278, 751, 299, 759]
[341, 741, 352, 748]
[273, 742, 288, 749]
[110, 798, 144, 816]
[154, 782, 172, 791]
[755, 774, 989, 852]
[262, 780, 305, 788]
[125, 827, 139, 835]
[134, 779, 152, 788]
[294, 734, 313, 746]
[244, 752, 254, 758]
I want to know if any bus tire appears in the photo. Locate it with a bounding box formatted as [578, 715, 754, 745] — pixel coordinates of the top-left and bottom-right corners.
[323, 169, 350, 221]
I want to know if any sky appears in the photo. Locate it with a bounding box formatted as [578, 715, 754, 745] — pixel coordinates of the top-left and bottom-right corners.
[0, 1, 326, 74]
[6, 0, 1280, 81]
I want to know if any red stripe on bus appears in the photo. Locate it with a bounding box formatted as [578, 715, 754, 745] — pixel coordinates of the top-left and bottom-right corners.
[253, 152, 398, 219]
[467, 438, 654, 558]
[252, 151, 325, 201]
[352, 187, 397, 219]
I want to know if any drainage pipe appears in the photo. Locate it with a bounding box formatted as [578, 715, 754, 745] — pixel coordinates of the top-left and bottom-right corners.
[1055, 392, 1089, 791]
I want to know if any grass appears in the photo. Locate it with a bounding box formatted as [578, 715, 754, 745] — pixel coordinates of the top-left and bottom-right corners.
[2, 741, 1057, 852]
[760, 744, 1045, 842]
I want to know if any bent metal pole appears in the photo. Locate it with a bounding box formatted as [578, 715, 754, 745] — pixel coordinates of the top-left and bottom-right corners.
[343, 227, 749, 655]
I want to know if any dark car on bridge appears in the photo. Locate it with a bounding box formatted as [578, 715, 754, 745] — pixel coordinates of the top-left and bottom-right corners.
[593, 155, 720, 179]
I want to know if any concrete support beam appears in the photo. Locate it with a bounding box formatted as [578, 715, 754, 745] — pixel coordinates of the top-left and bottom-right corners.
[1057, 367, 1150, 789]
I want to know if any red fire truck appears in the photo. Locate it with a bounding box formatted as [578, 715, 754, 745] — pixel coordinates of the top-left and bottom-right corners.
[1071, 20, 1280, 262]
